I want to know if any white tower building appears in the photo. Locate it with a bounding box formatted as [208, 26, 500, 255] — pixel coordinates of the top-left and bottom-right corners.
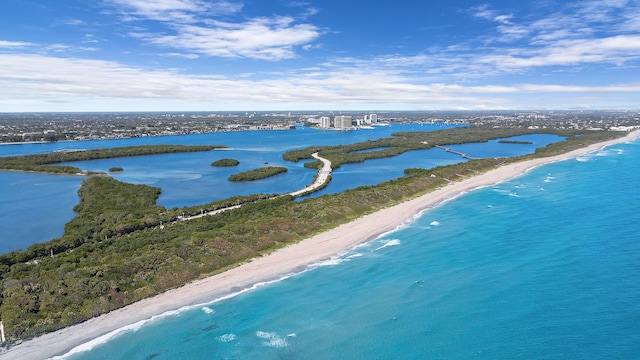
[320, 116, 331, 129]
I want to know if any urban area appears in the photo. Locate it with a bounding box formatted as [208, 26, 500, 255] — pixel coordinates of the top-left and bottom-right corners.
[1, 110, 639, 144]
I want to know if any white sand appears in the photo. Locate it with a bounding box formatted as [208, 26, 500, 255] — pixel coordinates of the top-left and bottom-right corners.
[3, 129, 639, 359]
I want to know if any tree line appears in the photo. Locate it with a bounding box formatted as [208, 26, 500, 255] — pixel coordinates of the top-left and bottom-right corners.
[0, 145, 225, 174]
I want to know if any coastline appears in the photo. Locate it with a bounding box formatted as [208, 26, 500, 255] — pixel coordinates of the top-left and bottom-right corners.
[3, 129, 640, 359]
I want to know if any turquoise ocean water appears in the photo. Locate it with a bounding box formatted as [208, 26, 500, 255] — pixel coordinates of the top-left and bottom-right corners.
[55, 137, 640, 359]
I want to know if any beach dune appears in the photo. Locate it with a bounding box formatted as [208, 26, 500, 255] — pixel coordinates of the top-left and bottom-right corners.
[3, 129, 639, 360]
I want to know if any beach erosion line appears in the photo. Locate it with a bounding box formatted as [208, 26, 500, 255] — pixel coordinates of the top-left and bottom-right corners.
[3, 129, 640, 360]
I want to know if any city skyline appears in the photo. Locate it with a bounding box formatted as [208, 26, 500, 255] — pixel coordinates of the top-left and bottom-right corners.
[1, 0, 640, 112]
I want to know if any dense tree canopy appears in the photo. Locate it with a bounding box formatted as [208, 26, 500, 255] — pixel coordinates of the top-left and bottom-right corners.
[211, 158, 240, 167]
[0, 145, 225, 174]
[228, 166, 288, 181]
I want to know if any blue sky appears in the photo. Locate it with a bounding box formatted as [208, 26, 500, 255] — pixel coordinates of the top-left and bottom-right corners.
[1, 0, 639, 112]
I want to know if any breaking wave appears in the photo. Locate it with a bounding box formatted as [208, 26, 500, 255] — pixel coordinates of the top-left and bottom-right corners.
[256, 331, 288, 348]
[374, 239, 401, 251]
[217, 333, 237, 343]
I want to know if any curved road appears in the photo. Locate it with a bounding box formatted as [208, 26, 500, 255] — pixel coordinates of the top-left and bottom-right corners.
[288, 152, 332, 197]
[179, 152, 332, 221]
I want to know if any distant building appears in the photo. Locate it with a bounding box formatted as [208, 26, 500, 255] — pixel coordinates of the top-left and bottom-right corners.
[333, 115, 353, 129]
[22, 132, 41, 138]
[370, 113, 378, 123]
[320, 116, 331, 129]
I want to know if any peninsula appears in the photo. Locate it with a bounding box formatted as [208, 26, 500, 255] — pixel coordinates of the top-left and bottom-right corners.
[1, 126, 639, 359]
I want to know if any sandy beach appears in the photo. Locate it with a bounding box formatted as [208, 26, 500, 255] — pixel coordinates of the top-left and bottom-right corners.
[3, 129, 639, 360]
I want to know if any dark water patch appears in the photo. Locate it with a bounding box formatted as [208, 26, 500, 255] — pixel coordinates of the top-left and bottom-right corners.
[348, 146, 393, 154]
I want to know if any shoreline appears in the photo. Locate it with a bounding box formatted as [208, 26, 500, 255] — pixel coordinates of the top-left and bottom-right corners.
[3, 129, 640, 359]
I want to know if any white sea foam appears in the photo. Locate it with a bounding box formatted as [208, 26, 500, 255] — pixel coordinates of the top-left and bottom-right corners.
[50, 306, 188, 359]
[217, 333, 237, 343]
[374, 239, 401, 251]
[430, 221, 440, 226]
[381, 190, 470, 237]
[597, 148, 624, 157]
[201, 306, 215, 314]
[308, 246, 366, 269]
[56, 270, 303, 357]
[256, 331, 288, 348]
[314, 257, 347, 267]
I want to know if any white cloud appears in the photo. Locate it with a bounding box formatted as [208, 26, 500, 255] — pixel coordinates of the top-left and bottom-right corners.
[0, 40, 33, 48]
[479, 34, 640, 69]
[454, 0, 640, 75]
[107, 0, 320, 60]
[162, 52, 200, 59]
[136, 17, 320, 60]
[108, 0, 242, 22]
[3, 1, 640, 111]
[468, 5, 529, 42]
[63, 19, 86, 26]
[46, 44, 72, 52]
[1, 54, 639, 111]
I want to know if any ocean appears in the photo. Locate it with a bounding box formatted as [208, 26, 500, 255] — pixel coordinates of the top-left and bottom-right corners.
[52, 136, 640, 359]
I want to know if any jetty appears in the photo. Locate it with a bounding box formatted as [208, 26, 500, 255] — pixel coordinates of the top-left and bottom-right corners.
[435, 145, 477, 160]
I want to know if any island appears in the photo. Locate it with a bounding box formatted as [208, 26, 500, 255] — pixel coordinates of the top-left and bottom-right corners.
[211, 158, 240, 167]
[228, 166, 288, 181]
[0, 145, 226, 175]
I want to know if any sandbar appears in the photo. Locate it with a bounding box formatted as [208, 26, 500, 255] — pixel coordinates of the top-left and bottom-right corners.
[3, 129, 639, 359]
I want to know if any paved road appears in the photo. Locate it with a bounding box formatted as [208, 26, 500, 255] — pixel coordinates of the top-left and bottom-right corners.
[178, 152, 332, 221]
[288, 152, 332, 197]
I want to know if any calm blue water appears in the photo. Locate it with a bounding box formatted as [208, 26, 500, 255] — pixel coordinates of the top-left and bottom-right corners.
[62, 137, 640, 359]
[0, 126, 561, 253]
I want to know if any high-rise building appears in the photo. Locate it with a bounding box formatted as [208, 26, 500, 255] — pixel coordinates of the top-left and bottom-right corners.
[320, 116, 331, 129]
[333, 115, 352, 129]
[370, 113, 378, 123]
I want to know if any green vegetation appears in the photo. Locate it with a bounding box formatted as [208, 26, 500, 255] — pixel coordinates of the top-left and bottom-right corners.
[0, 126, 627, 342]
[228, 166, 288, 181]
[211, 158, 240, 167]
[0, 145, 225, 175]
[498, 140, 533, 144]
[108, 167, 123, 172]
[283, 126, 549, 168]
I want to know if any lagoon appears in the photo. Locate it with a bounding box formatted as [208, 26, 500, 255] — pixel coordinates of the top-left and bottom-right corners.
[0, 125, 563, 253]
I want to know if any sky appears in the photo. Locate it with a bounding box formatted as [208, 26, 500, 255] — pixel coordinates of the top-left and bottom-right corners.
[1, 0, 640, 112]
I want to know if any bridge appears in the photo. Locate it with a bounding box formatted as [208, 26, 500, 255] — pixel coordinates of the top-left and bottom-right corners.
[435, 145, 477, 160]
